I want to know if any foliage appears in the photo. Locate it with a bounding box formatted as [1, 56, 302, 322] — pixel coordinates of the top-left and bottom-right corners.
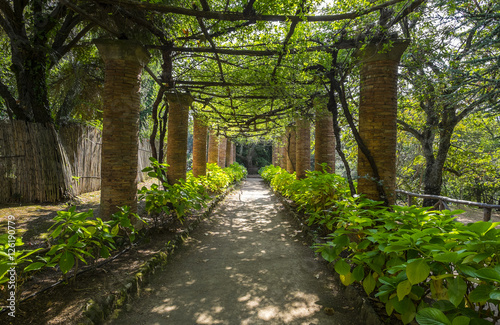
[0, 205, 144, 287]
[139, 159, 247, 226]
[261, 164, 500, 324]
[0, 234, 42, 285]
[315, 206, 499, 325]
[259, 165, 297, 198]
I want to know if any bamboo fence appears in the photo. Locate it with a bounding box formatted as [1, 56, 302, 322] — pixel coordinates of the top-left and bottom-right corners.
[0, 121, 152, 204]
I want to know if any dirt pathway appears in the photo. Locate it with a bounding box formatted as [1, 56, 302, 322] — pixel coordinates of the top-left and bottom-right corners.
[106, 178, 369, 325]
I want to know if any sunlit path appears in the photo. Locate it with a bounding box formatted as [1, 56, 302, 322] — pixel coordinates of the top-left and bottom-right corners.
[107, 178, 366, 325]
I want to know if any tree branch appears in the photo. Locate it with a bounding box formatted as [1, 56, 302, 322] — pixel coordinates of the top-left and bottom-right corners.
[93, 0, 407, 22]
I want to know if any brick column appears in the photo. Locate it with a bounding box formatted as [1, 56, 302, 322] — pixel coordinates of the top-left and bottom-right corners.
[95, 40, 150, 219]
[356, 41, 409, 204]
[218, 137, 227, 168]
[286, 126, 297, 173]
[192, 117, 208, 177]
[272, 143, 278, 165]
[279, 134, 287, 169]
[207, 129, 219, 164]
[166, 93, 193, 185]
[315, 107, 335, 173]
[295, 118, 310, 180]
[225, 139, 233, 167]
[232, 142, 236, 164]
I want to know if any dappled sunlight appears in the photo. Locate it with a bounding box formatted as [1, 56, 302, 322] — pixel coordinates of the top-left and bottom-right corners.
[108, 179, 355, 324]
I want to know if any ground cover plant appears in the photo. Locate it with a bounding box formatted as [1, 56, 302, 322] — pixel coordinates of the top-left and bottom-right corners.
[0, 161, 247, 314]
[260, 165, 500, 325]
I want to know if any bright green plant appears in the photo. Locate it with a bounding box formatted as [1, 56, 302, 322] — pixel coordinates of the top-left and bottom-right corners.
[224, 162, 248, 183]
[315, 205, 500, 324]
[109, 206, 147, 246]
[43, 207, 117, 280]
[259, 165, 297, 197]
[260, 164, 499, 324]
[0, 234, 42, 284]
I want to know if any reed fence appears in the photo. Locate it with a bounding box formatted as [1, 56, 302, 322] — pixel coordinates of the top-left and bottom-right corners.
[0, 121, 152, 204]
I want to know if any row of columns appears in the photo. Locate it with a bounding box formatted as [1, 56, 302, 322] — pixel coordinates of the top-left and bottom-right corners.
[274, 109, 336, 180]
[96, 38, 407, 219]
[96, 40, 236, 219]
[272, 41, 409, 205]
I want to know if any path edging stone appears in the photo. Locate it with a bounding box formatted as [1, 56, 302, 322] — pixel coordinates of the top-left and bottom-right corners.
[272, 186, 382, 325]
[77, 181, 242, 325]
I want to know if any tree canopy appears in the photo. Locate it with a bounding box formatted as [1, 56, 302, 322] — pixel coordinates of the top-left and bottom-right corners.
[0, 0, 498, 203]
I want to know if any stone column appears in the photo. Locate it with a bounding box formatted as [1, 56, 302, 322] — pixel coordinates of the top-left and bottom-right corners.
[286, 126, 297, 173]
[296, 118, 310, 180]
[207, 129, 219, 164]
[356, 41, 409, 204]
[225, 140, 233, 167]
[315, 106, 335, 173]
[165, 93, 193, 185]
[95, 39, 150, 219]
[218, 137, 227, 168]
[192, 117, 208, 177]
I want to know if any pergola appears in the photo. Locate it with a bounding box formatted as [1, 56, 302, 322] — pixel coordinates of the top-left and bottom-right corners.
[61, 0, 424, 217]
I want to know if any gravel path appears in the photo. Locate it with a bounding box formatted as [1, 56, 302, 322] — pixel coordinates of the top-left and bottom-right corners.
[107, 178, 369, 325]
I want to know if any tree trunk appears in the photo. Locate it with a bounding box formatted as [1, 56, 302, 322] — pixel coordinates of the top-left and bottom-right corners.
[421, 113, 457, 206]
[11, 44, 52, 123]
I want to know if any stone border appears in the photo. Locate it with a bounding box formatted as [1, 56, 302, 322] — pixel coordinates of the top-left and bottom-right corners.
[271, 186, 382, 325]
[77, 180, 243, 325]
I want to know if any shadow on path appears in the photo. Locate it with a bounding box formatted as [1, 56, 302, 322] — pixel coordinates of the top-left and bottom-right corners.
[107, 178, 364, 325]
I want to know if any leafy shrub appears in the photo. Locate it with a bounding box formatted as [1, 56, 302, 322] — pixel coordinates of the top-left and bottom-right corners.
[224, 162, 248, 183]
[0, 206, 145, 286]
[260, 164, 500, 324]
[315, 206, 500, 324]
[140, 159, 246, 226]
[259, 165, 297, 197]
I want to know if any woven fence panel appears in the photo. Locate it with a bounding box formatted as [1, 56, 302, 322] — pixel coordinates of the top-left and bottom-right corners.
[0, 121, 152, 204]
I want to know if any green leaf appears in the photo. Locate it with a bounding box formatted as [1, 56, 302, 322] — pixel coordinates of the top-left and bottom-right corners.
[24, 262, 45, 272]
[362, 272, 376, 295]
[397, 280, 412, 301]
[59, 251, 75, 274]
[334, 259, 351, 276]
[50, 224, 64, 238]
[100, 246, 110, 258]
[111, 224, 119, 237]
[447, 277, 467, 307]
[402, 310, 416, 325]
[489, 289, 500, 301]
[433, 252, 459, 264]
[407, 259, 430, 285]
[416, 308, 452, 325]
[466, 222, 493, 236]
[469, 285, 494, 303]
[352, 264, 364, 282]
[320, 247, 337, 263]
[475, 268, 500, 282]
[451, 316, 470, 325]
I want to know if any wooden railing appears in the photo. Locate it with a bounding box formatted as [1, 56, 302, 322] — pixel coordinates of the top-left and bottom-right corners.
[395, 190, 500, 222]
